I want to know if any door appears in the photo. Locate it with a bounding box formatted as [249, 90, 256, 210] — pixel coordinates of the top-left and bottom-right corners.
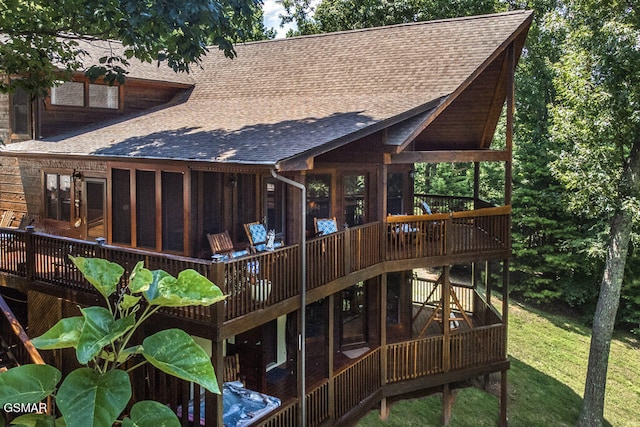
[85, 178, 107, 240]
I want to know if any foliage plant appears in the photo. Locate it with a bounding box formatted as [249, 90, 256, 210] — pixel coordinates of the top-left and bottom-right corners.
[0, 256, 226, 427]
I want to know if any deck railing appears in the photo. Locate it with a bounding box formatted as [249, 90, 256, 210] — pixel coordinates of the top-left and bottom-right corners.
[387, 335, 444, 382]
[333, 348, 381, 420]
[0, 294, 45, 367]
[0, 205, 509, 323]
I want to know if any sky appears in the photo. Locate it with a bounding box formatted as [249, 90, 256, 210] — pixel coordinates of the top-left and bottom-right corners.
[262, 0, 295, 38]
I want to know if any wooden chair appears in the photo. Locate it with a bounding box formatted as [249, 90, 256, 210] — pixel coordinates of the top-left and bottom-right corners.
[314, 217, 338, 236]
[0, 210, 16, 228]
[244, 222, 282, 252]
[207, 231, 249, 259]
[223, 353, 243, 384]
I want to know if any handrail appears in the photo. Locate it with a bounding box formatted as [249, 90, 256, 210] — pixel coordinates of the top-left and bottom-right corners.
[0, 294, 45, 365]
[0, 202, 510, 324]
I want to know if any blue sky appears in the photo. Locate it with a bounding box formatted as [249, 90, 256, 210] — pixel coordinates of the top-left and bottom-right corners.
[262, 0, 295, 38]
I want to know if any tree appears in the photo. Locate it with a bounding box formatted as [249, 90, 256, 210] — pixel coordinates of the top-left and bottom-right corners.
[0, 0, 261, 95]
[278, 0, 504, 36]
[0, 257, 226, 427]
[548, 1, 640, 424]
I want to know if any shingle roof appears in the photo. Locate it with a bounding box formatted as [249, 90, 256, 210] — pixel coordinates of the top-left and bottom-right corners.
[68, 38, 195, 85]
[2, 10, 533, 169]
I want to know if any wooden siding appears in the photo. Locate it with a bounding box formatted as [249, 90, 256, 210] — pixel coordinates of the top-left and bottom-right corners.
[39, 80, 188, 138]
[0, 92, 9, 143]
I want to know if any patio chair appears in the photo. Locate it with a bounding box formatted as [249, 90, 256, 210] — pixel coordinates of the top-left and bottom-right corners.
[0, 210, 16, 228]
[314, 217, 339, 236]
[419, 200, 432, 215]
[244, 222, 283, 252]
[207, 231, 249, 260]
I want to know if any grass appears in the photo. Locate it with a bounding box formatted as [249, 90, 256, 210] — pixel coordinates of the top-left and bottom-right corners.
[358, 300, 640, 426]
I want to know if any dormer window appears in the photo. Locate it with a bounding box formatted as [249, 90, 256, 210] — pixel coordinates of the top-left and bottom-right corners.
[50, 80, 120, 110]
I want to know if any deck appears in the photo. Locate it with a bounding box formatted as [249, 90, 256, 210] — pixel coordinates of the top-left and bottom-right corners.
[0, 205, 510, 426]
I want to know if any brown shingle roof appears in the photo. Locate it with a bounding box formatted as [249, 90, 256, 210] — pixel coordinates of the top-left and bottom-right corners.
[3, 10, 533, 168]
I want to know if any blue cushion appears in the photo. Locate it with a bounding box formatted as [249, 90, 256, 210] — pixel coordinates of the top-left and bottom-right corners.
[420, 201, 432, 215]
[316, 218, 338, 236]
[248, 223, 268, 243]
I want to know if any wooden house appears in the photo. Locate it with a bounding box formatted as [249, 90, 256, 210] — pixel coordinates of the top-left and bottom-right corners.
[0, 10, 533, 426]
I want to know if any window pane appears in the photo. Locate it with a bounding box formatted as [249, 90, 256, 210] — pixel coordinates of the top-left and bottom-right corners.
[341, 282, 367, 346]
[387, 172, 404, 215]
[89, 84, 118, 109]
[344, 174, 366, 226]
[306, 174, 331, 233]
[11, 87, 29, 134]
[136, 171, 156, 249]
[86, 180, 106, 239]
[50, 81, 84, 106]
[59, 175, 71, 221]
[162, 172, 184, 252]
[112, 169, 131, 244]
[45, 174, 59, 220]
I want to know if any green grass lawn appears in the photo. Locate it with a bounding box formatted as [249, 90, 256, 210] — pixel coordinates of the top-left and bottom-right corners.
[358, 300, 640, 426]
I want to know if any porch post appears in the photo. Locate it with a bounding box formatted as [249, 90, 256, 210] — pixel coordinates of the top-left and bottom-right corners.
[505, 42, 515, 206]
[442, 266, 451, 372]
[379, 273, 388, 420]
[207, 260, 226, 426]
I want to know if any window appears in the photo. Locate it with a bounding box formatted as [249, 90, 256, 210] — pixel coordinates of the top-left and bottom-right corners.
[89, 84, 118, 109]
[45, 173, 71, 221]
[50, 81, 119, 109]
[387, 172, 404, 215]
[306, 174, 331, 233]
[50, 82, 84, 106]
[11, 86, 30, 135]
[136, 171, 156, 249]
[340, 282, 367, 348]
[112, 169, 131, 244]
[344, 174, 367, 226]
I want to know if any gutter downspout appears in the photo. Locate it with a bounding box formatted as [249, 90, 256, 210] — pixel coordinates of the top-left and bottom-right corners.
[270, 169, 306, 426]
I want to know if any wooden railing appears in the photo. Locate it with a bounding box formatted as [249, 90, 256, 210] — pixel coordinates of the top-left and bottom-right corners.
[0, 294, 45, 367]
[0, 205, 509, 324]
[223, 245, 300, 321]
[333, 348, 381, 420]
[414, 194, 494, 214]
[306, 380, 330, 426]
[387, 335, 444, 382]
[450, 324, 506, 370]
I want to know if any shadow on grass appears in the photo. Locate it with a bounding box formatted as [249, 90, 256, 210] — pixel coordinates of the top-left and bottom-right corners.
[358, 357, 612, 427]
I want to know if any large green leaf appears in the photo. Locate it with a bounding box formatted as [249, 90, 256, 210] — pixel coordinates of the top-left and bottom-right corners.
[32, 317, 84, 350]
[0, 365, 60, 405]
[141, 329, 220, 394]
[127, 261, 153, 294]
[56, 368, 131, 427]
[69, 257, 124, 299]
[144, 269, 225, 307]
[9, 413, 65, 427]
[76, 307, 135, 364]
[121, 400, 180, 427]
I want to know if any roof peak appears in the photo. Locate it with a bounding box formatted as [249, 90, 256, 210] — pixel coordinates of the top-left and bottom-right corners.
[235, 9, 533, 47]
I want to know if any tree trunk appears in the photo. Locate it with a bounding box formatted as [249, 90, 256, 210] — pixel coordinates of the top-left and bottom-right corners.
[578, 141, 640, 426]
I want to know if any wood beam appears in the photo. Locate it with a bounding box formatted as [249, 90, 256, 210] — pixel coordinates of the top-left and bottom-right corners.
[391, 150, 509, 164]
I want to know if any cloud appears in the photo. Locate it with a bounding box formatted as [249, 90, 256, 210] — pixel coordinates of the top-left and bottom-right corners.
[262, 0, 294, 38]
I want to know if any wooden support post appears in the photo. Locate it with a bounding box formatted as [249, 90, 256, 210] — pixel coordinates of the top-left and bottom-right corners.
[441, 384, 455, 425]
[499, 370, 508, 427]
[207, 260, 226, 427]
[485, 260, 492, 325]
[328, 293, 335, 422]
[24, 226, 35, 281]
[505, 42, 515, 206]
[442, 266, 451, 372]
[380, 273, 388, 419]
[380, 397, 390, 420]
